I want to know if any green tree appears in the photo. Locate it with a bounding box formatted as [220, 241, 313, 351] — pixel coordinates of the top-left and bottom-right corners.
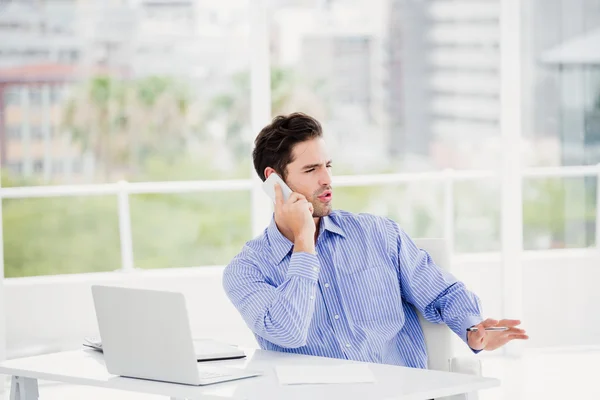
[62, 75, 191, 181]
[523, 178, 596, 249]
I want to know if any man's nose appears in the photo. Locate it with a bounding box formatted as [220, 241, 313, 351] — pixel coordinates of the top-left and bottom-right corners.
[319, 168, 332, 186]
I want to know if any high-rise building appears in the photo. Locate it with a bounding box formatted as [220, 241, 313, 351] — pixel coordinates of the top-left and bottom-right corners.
[386, 0, 501, 169]
[0, 1, 87, 182]
[0, 0, 251, 183]
[300, 34, 373, 119]
[524, 0, 600, 166]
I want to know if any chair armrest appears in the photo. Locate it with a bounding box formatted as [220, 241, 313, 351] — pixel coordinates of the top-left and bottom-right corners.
[443, 357, 482, 400]
[449, 356, 482, 376]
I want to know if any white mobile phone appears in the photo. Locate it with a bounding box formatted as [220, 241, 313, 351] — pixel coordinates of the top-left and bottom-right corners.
[262, 173, 292, 203]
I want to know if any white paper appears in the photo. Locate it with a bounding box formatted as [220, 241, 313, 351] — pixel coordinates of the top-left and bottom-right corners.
[275, 364, 375, 385]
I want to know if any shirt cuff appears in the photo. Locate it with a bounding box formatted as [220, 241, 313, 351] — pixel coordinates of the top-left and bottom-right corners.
[460, 314, 484, 354]
[286, 252, 320, 281]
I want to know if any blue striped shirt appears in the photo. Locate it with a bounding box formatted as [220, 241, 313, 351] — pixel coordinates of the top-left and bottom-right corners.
[222, 210, 483, 369]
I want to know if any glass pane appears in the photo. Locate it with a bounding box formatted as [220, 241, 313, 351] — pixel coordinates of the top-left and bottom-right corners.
[2, 196, 120, 277]
[334, 182, 443, 239]
[522, 1, 600, 169]
[523, 177, 597, 250]
[0, 0, 251, 186]
[270, 0, 501, 174]
[454, 180, 501, 253]
[130, 191, 251, 269]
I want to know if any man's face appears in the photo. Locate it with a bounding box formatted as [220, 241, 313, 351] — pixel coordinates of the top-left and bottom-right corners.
[284, 138, 333, 218]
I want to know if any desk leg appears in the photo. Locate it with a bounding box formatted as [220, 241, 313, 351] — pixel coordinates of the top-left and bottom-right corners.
[9, 376, 39, 400]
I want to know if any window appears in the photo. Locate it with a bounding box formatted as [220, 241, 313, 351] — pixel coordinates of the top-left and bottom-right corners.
[521, 0, 600, 249]
[2, 0, 252, 277]
[7, 162, 23, 174]
[30, 126, 44, 140]
[33, 159, 44, 174]
[4, 88, 19, 105]
[6, 126, 21, 140]
[29, 88, 42, 106]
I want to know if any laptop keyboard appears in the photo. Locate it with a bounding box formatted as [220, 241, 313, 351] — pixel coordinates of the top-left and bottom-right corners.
[199, 371, 231, 379]
[198, 366, 234, 380]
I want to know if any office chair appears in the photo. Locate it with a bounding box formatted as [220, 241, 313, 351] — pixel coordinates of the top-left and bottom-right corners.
[413, 238, 483, 400]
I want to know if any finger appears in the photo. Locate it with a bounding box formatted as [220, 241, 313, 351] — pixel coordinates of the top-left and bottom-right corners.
[481, 318, 499, 328]
[307, 203, 314, 214]
[506, 327, 526, 334]
[507, 334, 529, 340]
[497, 319, 521, 327]
[274, 184, 284, 207]
[470, 323, 486, 342]
[288, 192, 307, 204]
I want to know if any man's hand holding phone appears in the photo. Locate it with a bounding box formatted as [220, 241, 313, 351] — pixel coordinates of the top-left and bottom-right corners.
[273, 183, 316, 254]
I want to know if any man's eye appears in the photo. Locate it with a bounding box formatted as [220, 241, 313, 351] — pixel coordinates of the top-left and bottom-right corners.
[305, 169, 315, 173]
[326, 164, 332, 168]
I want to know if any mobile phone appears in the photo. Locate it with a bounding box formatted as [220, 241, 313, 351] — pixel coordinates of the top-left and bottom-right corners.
[262, 173, 292, 203]
[466, 327, 509, 332]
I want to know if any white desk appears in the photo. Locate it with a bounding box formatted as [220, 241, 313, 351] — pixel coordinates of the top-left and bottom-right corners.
[1, 348, 499, 400]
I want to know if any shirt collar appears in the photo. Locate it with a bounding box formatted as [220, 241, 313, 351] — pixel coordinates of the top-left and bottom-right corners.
[321, 212, 346, 238]
[266, 212, 346, 264]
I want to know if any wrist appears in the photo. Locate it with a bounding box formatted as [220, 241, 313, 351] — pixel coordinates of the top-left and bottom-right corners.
[293, 234, 315, 254]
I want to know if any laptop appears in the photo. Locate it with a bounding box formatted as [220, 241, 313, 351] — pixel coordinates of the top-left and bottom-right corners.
[91, 285, 261, 385]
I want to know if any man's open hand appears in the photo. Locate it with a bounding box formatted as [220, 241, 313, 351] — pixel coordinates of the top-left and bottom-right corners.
[467, 318, 529, 351]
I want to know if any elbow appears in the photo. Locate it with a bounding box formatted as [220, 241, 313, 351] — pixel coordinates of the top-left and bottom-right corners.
[284, 329, 308, 348]
[277, 331, 308, 349]
[258, 317, 309, 349]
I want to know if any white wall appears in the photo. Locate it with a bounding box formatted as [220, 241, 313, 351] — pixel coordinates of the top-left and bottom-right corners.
[4, 250, 599, 359]
[5, 267, 258, 359]
[455, 249, 600, 349]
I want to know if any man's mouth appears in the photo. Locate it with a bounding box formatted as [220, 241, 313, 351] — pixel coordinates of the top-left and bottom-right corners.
[317, 190, 333, 202]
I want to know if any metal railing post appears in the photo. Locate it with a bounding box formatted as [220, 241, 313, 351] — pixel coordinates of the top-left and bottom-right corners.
[443, 169, 455, 264]
[117, 180, 135, 272]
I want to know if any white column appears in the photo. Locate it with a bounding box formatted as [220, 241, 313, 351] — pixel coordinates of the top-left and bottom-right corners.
[500, 0, 524, 356]
[250, 0, 274, 237]
[596, 164, 600, 259]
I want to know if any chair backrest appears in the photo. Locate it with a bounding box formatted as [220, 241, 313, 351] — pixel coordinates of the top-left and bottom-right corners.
[412, 238, 454, 372]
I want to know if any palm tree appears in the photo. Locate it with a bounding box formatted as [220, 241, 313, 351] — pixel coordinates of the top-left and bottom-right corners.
[62, 76, 125, 180]
[62, 75, 191, 181]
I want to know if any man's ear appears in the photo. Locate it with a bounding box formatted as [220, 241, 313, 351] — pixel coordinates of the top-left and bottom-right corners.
[264, 167, 276, 180]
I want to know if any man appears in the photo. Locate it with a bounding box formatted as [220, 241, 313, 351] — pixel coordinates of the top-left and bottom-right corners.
[223, 113, 528, 368]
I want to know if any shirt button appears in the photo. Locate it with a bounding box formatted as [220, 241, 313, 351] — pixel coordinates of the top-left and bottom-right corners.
[324, 283, 330, 288]
[345, 343, 351, 348]
[310, 295, 315, 300]
[334, 315, 340, 320]
[313, 267, 318, 272]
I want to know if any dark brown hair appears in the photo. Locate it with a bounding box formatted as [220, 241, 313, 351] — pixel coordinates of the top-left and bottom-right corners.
[253, 112, 323, 181]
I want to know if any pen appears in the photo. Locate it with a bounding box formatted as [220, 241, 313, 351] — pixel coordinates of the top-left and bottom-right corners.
[467, 327, 509, 332]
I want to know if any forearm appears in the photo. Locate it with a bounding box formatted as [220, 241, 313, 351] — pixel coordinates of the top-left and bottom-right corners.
[424, 282, 483, 342]
[224, 251, 320, 348]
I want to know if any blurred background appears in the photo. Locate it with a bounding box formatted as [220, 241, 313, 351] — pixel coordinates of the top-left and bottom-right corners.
[0, 0, 599, 398]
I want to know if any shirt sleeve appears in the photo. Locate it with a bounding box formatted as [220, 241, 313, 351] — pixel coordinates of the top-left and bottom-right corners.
[388, 221, 483, 350]
[222, 246, 320, 348]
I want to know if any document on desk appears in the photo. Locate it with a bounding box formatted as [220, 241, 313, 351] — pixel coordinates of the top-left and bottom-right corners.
[276, 364, 375, 385]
